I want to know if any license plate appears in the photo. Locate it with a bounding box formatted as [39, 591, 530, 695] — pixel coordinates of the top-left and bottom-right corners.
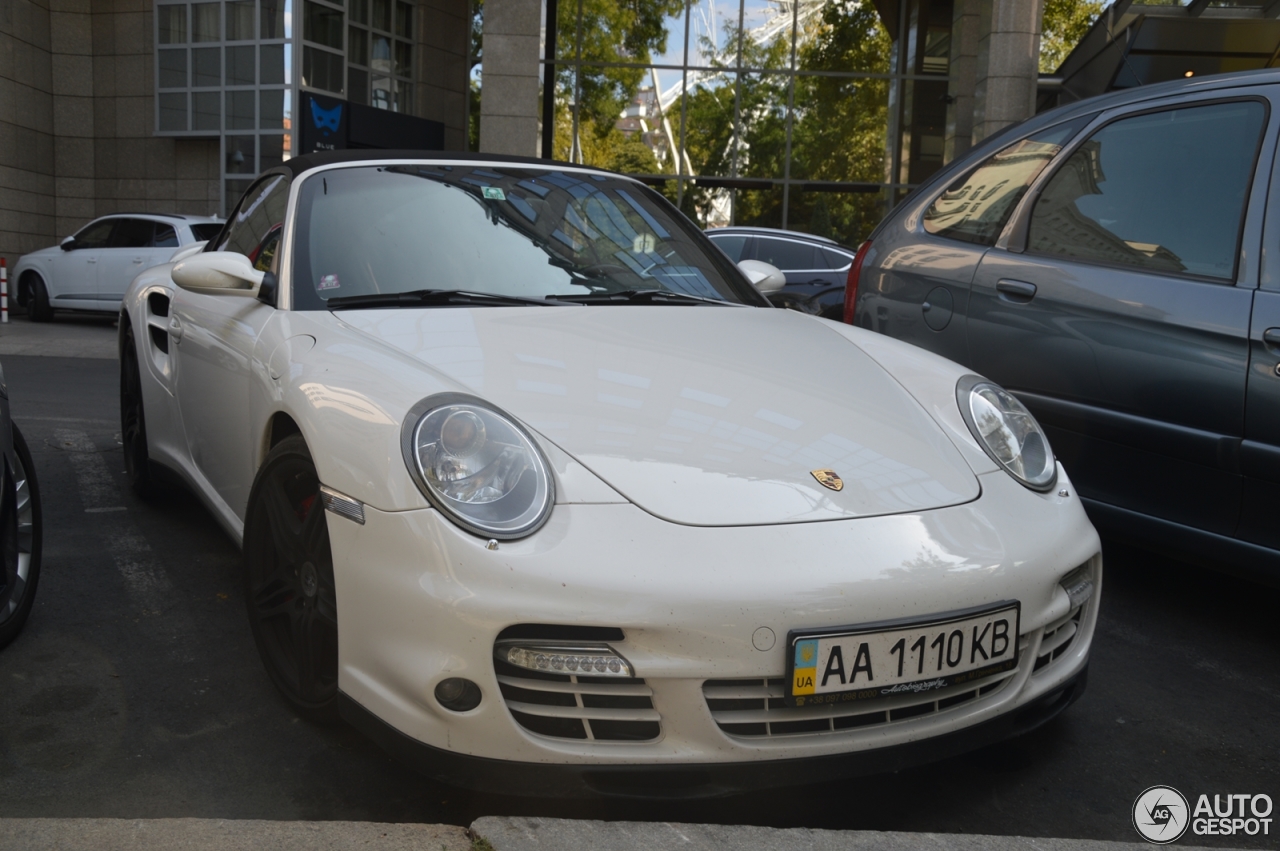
[785, 601, 1020, 707]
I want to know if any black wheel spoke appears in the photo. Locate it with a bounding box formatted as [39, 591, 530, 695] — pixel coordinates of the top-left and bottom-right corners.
[249, 576, 295, 621]
[292, 608, 323, 702]
[300, 497, 328, 558]
[260, 475, 307, 566]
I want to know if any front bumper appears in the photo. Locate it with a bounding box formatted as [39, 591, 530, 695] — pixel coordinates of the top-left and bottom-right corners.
[327, 464, 1100, 775]
[340, 662, 1089, 797]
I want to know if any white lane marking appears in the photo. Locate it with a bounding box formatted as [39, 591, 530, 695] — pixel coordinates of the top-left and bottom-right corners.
[23, 416, 116, 425]
[56, 429, 175, 615]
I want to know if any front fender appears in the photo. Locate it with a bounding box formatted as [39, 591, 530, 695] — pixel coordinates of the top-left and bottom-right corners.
[259, 312, 625, 518]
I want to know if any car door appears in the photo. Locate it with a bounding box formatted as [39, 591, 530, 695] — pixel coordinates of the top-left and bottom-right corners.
[809, 246, 854, 319]
[48, 219, 116, 305]
[968, 95, 1272, 537]
[172, 174, 289, 518]
[860, 118, 1087, 365]
[1239, 146, 1280, 551]
[98, 218, 157, 310]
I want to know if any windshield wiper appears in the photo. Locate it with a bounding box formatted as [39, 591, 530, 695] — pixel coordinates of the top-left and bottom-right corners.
[546, 289, 733, 306]
[327, 289, 574, 310]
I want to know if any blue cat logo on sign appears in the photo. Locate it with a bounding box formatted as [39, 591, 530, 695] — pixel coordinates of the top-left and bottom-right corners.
[311, 99, 343, 135]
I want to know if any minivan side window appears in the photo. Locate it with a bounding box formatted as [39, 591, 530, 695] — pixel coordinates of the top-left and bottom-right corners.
[924, 119, 1084, 246]
[1027, 100, 1266, 281]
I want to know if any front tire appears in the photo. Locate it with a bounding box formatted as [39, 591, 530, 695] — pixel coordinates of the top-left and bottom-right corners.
[243, 435, 339, 722]
[0, 424, 43, 649]
[120, 325, 153, 497]
[26, 277, 52, 323]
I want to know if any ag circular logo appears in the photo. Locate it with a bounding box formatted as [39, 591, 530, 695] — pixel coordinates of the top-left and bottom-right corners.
[1133, 785, 1191, 844]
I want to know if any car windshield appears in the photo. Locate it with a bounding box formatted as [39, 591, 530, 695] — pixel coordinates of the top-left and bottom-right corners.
[290, 164, 765, 310]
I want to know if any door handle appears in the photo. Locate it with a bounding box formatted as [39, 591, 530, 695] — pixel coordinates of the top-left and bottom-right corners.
[1263, 327, 1280, 353]
[133, 256, 145, 263]
[996, 279, 1037, 302]
[168, 317, 184, 341]
[87, 258, 97, 264]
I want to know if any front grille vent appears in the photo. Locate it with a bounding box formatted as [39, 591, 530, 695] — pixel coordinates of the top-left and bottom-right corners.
[495, 657, 660, 742]
[1033, 603, 1083, 672]
[704, 640, 1026, 740]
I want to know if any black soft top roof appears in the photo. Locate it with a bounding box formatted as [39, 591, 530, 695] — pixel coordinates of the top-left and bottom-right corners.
[278, 149, 589, 178]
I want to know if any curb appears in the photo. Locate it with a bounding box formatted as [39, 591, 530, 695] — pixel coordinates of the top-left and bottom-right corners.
[469, 816, 1247, 851]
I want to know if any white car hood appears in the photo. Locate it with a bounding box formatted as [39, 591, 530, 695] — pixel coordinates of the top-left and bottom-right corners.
[336, 306, 979, 526]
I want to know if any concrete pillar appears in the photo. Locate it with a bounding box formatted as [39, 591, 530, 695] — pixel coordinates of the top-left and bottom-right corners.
[971, 0, 1043, 147]
[415, 0, 470, 151]
[478, 0, 540, 157]
[944, 0, 980, 163]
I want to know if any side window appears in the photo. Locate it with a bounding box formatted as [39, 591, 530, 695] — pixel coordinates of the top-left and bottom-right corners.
[1028, 100, 1266, 281]
[189, 223, 223, 242]
[111, 218, 156, 248]
[821, 247, 853, 269]
[754, 238, 815, 270]
[152, 223, 179, 248]
[711, 234, 747, 262]
[216, 174, 291, 273]
[924, 119, 1085, 246]
[74, 220, 116, 249]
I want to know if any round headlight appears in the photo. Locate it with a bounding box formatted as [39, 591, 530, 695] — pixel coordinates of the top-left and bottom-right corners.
[956, 376, 1057, 491]
[401, 393, 554, 538]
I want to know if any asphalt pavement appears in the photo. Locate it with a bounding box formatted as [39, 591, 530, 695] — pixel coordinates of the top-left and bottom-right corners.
[0, 315, 1274, 850]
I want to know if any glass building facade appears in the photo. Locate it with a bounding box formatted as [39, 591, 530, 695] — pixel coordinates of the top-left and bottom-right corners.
[540, 0, 956, 246]
[155, 0, 415, 212]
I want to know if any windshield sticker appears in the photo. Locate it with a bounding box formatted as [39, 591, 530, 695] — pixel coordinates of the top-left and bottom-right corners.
[633, 233, 656, 253]
[318, 274, 340, 291]
[482, 187, 506, 200]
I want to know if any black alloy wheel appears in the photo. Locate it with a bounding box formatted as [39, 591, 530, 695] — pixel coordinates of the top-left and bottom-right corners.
[0, 423, 43, 649]
[26, 277, 52, 323]
[243, 435, 339, 721]
[120, 326, 153, 496]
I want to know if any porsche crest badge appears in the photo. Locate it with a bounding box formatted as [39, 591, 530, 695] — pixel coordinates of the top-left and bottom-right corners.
[811, 469, 843, 491]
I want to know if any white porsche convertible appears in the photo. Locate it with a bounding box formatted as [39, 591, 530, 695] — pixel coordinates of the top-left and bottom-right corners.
[119, 152, 1100, 796]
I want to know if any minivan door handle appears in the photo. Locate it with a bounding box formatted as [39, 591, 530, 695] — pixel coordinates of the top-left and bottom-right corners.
[1263, 327, 1280, 353]
[996, 279, 1038, 302]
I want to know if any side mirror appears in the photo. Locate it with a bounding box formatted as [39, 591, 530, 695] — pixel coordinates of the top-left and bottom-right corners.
[172, 251, 265, 295]
[60, 236, 76, 251]
[737, 259, 787, 295]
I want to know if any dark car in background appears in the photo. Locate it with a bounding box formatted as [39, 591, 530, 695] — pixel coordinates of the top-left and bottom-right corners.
[848, 68, 1280, 584]
[707, 226, 854, 319]
[0, 363, 42, 649]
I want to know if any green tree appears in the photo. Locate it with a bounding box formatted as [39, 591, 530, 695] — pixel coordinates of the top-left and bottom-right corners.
[784, 0, 893, 244]
[1040, 0, 1103, 73]
[556, 0, 684, 146]
[607, 138, 661, 175]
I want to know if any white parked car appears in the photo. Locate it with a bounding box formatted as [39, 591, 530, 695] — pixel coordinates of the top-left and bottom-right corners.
[119, 152, 1101, 796]
[13, 214, 223, 321]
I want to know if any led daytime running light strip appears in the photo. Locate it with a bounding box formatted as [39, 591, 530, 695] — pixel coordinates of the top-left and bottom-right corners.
[499, 643, 634, 678]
